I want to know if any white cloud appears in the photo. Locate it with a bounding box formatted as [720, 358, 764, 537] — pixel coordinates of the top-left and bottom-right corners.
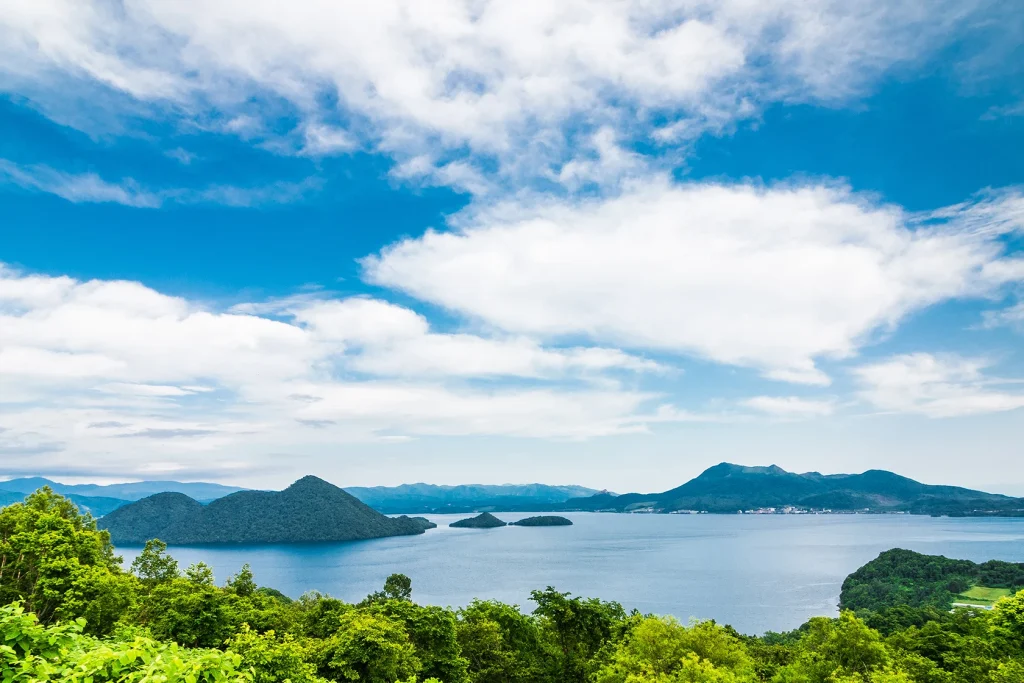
[0, 159, 320, 207]
[984, 302, 1024, 330]
[365, 180, 1024, 384]
[292, 298, 663, 378]
[854, 353, 1024, 417]
[165, 147, 196, 165]
[742, 396, 836, 418]
[0, 159, 162, 207]
[0, 0, 1000, 187]
[0, 264, 677, 477]
[301, 123, 355, 156]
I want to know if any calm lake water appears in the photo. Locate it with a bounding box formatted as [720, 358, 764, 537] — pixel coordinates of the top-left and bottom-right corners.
[118, 512, 1024, 634]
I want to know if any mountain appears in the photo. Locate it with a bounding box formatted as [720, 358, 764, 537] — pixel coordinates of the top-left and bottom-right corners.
[344, 483, 601, 514]
[0, 489, 130, 517]
[561, 463, 1024, 515]
[0, 477, 245, 502]
[99, 475, 434, 545]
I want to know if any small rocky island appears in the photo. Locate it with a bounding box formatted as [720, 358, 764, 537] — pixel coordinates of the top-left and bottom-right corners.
[449, 512, 507, 528]
[510, 515, 573, 527]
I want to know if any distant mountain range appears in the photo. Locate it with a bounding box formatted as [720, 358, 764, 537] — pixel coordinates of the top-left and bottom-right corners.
[4, 464, 1022, 522]
[98, 475, 434, 545]
[344, 483, 601, 514]
[559, 463, 1024, 516]
[0, 477, 599, 517]
[0, 489, 129, 517]
[0, 477, 245, 502]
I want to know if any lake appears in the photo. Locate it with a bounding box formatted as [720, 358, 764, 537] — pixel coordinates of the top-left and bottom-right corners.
[118, 512, 1024, 634]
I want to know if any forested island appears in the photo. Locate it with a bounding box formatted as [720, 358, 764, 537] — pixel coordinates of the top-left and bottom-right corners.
[98, 475, 434, 545]
[4, 487, 1024, 682]
[511, 516, 573, 527]
[449, 512, 507, 528]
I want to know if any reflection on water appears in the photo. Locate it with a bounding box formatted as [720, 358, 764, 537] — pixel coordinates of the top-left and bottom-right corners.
[118, 513, 1024, 634]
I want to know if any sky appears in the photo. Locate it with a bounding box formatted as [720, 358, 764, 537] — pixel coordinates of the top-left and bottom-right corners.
[1, 0, 1023, 494]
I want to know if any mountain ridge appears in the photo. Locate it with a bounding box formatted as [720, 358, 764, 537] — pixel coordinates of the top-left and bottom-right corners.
[0, 477, 245, 502]
[0, 477, 601, 516]
[559, 462, 1024, 516]
[344, 482, 601, 513]
[98, 475, 433, 545]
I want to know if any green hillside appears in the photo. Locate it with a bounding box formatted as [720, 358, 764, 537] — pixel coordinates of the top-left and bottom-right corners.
[99, 476, 432, 545]
[564, 463, 1024, 515]
[840, 548, 1024, 612]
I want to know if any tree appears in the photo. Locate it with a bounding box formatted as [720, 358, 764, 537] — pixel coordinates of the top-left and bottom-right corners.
[0, 602, 250, 682]
[376, 599, 470, 683]
[991, 588, 1024, 653]
[130, 539, 179, 584]
[596, 616, 756, 683]
[0, 488, 129, 629]
[228, 564, 257, 597]
[531, 587, 626, 683]
[458, 600, 545, 683]
[228, 624, 326, 683]
[363, 573, 414, 604]
[776, 612, 896, 683]
[314, 609, 421, 683]
[185, 562, 216, 586]
[136, 578, 234, 647]
[384, 573, 413, 601]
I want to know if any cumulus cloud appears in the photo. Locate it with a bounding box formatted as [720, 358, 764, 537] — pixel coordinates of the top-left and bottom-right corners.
[365, 180, 1024, 385]
[0, 264, 678, 477]
[0, 0, 1002, 187]
[854, 353, 1024, 417]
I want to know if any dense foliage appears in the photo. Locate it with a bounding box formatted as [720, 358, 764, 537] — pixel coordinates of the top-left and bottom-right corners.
[841, 548, 1024, 612]
[4, 489, 1024, 682]
[99, 476, 434, 545]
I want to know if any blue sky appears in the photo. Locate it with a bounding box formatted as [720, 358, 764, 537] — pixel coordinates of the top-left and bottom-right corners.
[0, 0, 1022, 493]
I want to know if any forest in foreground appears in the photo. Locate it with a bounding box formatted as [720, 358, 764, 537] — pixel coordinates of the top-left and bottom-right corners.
[3, 488, 1024, 683]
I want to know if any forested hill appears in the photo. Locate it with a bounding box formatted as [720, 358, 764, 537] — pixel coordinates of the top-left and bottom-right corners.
[344, 482, 600, 513]
[841, 548, 1024, 612]
[98, 475, 433, 545]
[561, 463, 1024, 515]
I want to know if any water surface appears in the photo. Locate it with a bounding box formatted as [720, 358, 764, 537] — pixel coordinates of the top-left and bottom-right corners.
[119, 512, 1024, 634]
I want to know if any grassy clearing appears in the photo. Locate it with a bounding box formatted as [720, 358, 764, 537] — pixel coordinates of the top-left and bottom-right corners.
[956, 586, 1012, 606]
